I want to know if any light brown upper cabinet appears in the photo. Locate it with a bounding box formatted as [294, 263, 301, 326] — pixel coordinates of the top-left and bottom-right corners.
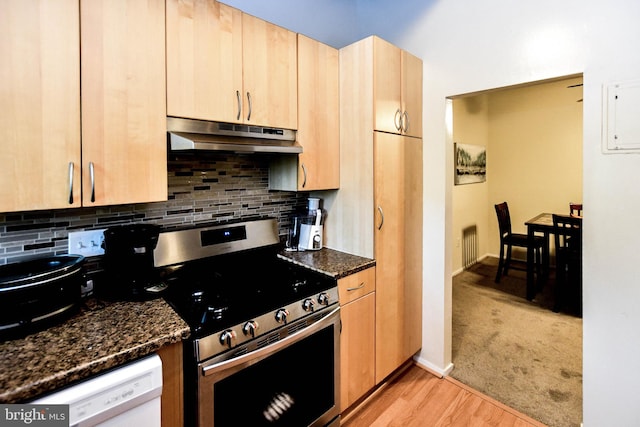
[270, 34, 339, 191]
[0, 0, 167, 213]
[373, 36, 423, 138]
[81, 0, 167, 207]
[242, 12, 297, 129]
[166, 0, 242, 125]
[295, 34, 340, 190]
[166, 0, 297, 130]
[0, 0, 81, 212]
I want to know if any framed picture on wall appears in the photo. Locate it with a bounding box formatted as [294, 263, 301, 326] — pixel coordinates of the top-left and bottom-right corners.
[455, 142, 486, 185]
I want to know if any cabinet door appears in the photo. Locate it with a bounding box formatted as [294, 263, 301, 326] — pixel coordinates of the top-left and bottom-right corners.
[340, 292, 375, 411]
[296, 34, 339, 190]
[0, 0, 81, 212]
[81, 0, 167, 206]
[373, 37, 422, 138]
[242, 13, 297, 129]
[166, 0, 243, 123]
[403, 136, 423, 360]
[374, 132, 422, 384]
[401, 51, 423, 138]
[158, 342, 184, 427]
[374, 132, 405, 382]
[373, 37, 402, 135]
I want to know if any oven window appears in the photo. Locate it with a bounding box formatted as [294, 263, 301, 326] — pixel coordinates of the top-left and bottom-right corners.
[214, 325, 335, 426]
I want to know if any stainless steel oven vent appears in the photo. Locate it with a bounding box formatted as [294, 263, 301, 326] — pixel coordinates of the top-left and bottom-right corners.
[167, 117, 301, 154]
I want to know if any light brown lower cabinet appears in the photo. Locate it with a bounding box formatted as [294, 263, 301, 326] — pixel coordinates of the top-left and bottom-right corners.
[157, 342, 184, 427]
[339, 267, 376, 411]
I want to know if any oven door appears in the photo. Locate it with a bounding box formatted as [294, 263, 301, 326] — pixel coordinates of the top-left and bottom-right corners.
[198, 307, 341, 427]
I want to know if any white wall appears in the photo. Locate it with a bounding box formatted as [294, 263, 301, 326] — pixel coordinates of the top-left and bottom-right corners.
[401, 2, 640, 426]
[219, 1, 640, 425]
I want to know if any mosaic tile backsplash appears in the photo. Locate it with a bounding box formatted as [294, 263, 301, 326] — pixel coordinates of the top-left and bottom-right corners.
[0, 153, 309, 266]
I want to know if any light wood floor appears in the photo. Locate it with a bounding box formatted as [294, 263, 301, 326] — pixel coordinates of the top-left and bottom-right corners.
[341, 363, 547, 427]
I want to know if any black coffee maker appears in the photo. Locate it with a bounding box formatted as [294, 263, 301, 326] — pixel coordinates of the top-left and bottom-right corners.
[101, 223, 163, 300]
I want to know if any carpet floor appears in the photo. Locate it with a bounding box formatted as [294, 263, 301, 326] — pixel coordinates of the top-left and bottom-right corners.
[451, 257, 582, 427]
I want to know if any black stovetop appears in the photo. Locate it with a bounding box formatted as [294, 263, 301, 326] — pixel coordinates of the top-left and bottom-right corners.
[161, 247, 335, 339]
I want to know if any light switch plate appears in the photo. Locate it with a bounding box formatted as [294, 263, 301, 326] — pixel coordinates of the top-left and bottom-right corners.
[603, 79, 640, 153]
[68, 229, 106, 257]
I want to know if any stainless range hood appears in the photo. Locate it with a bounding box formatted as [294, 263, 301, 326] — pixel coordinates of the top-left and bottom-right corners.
[167, 117, 301, 154]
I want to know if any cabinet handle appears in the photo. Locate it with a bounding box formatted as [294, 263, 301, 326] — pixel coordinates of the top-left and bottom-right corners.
[246, 91, 252, 121]
[347, 282, 365, 292]
[301, 163, 307, 188]
[377, 206, 384, 230]
[67, 162, 74, 204]
[89, 161, 95, 203]
[236, 90, 242, 121]
[403, 111, 409, 133]
[394, 109, 402, 131]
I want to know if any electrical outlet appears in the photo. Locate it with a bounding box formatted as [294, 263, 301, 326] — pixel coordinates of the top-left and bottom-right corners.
[68, 229, 106, 257]
[82, 279, 94, 297]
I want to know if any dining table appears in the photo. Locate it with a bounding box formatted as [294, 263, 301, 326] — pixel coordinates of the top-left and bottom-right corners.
[524, 212, 554, 300]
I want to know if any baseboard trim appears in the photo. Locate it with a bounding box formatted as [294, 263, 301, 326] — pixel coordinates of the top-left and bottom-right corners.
[452, 266, 465, 276]
[413, 356, 454, 378]
[452, 254, 494, 278]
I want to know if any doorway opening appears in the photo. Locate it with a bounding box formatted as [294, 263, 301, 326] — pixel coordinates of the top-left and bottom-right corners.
[448, 74, 583, 427]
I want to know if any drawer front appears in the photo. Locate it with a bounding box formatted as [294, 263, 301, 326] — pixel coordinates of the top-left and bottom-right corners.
[338, 267, 375, 305]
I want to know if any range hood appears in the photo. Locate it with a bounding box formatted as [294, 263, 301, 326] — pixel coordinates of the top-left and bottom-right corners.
[167, 117, 301, 154]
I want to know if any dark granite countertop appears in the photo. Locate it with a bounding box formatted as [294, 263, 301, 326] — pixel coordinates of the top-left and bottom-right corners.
[0, 297, 190, 403]
[0, 248, 370, 404]
[278, 247, 375, 279]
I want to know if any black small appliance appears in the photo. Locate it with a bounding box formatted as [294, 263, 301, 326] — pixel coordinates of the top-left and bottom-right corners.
[0, 254, 85, 339]
[101, 223, 165, 300]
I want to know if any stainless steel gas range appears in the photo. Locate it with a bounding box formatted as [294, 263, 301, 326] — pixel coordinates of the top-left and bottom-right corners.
[153, 218, 341, 427]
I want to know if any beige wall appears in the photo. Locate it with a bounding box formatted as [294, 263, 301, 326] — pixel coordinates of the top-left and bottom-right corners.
[452, 95, 490, 273]
[452, 76, 583, 272]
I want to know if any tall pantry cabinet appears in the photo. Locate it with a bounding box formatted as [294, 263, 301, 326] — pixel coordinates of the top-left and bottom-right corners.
[0, 0, 167, 213]
[324, 35, 423, 392]
[373, 132, 423, 383]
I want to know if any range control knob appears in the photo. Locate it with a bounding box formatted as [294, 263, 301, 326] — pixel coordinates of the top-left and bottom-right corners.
[242, 320, 259, 338]
[219, 329, 237, 348]
[302, 298, 315, 312]
[317, 292, 330, 306]
[275, 308, 290, 324]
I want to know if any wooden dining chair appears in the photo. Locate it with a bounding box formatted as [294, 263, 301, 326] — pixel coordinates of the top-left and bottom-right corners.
[552, 213, 582, 314]
[494, 202, 544, 283]
[569, 202, 583, 217]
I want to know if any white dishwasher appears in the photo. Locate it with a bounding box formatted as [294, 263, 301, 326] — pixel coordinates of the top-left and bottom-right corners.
[32, 354, 163, 427]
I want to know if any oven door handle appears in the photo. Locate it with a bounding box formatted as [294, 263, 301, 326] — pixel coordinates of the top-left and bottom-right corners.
[201, 306, 340, 377]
